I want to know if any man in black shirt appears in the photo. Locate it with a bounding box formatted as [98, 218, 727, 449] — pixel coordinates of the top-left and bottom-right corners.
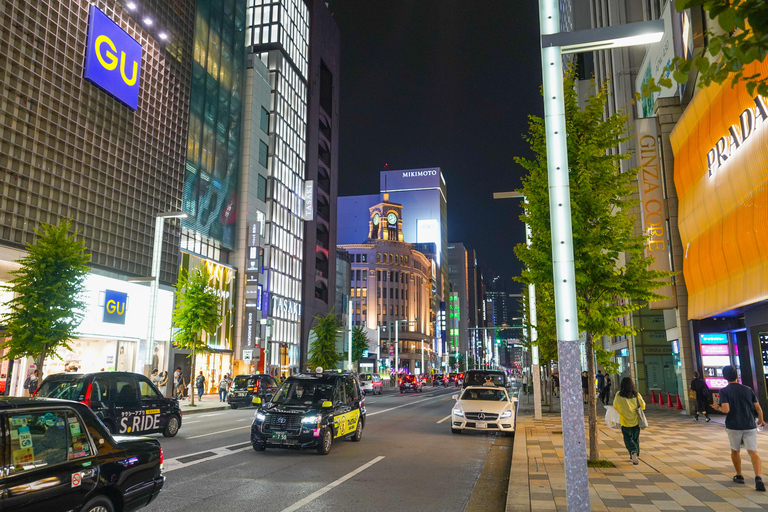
[714, 365, 766, 491]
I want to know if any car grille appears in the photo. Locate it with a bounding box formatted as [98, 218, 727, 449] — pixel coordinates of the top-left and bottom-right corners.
[263, 413, 301, 432]
[465, 412, 499, 420]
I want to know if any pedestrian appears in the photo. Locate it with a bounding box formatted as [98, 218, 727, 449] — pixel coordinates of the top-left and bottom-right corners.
[612, 376, 646, 465]
[552, 372, 560, 397]
[596, 370, 605, 394]
[24, 369, 40, 396]
[218, 373, 232, 402]
[173, 367, 186, 400]
[522, 372, 529, 394]
[690, 371, 712, 421]
[712, 365, 765, 491]
[581, 371, 589, 403]
[150, 368, 160, 388]
[599, 374, 612, 405]
[159, 371, 169, 397]
[195, 371, 206, 400]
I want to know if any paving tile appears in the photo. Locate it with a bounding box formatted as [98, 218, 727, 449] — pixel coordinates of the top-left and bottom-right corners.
[650, 501, 686, 511]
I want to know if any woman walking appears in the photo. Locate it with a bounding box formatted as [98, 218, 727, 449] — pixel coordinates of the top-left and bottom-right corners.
[612, 376, 646, 465]
[690, 371, 712, 421]
[158, 371, 169, 397]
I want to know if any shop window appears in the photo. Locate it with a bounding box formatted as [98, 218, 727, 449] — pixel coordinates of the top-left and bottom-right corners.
[8, 409, 92, 474]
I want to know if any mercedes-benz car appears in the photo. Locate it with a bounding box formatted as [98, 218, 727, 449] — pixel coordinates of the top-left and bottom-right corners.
[250, 370, 365, 455]
[450, 386, 517, 435]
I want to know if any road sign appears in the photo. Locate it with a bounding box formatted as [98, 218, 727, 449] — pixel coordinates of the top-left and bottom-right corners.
[243, 350, 253, 363]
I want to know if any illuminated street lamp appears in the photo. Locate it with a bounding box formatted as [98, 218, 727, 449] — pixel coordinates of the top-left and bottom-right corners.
[536, 3, 663, 509]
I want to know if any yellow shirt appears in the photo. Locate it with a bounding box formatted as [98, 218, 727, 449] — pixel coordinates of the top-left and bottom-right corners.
[612, 393, 646, 427]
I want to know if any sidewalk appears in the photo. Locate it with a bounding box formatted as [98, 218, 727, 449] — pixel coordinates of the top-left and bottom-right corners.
[507, 392, 768, 511]
[178, 393, 230, 415]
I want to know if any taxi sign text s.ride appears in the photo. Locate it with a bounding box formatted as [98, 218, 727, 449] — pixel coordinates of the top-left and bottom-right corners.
[83, 5, 143, 110]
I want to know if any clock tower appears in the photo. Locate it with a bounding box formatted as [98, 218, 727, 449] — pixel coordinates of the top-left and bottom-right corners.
[368, 193, 403, 242]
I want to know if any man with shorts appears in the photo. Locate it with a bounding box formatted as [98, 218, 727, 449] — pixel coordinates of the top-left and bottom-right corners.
[713, 365, 765, 491]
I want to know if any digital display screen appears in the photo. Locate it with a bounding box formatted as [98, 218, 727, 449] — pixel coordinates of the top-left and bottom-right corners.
[701, 344, 730, 356]
[705, 377, 729, 389]
[702, 355, 731, 367]
[700, 333, 728, 344]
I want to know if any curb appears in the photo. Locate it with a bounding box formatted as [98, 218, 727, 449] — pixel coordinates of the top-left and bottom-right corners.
[506, 416, 530, 512]
[180, 405, 231, 415]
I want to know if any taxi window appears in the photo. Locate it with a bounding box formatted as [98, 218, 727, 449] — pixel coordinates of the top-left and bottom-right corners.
[91, 377, 112, 402]
[7, 409, 93, 474]
[35, 379, 85, 400]
[138, 377, 162, 400]
[345, 378, 358, 404]
[233, 376, 255, 389]
[359, 374, 372, 381]
[114, 376, 139, 403]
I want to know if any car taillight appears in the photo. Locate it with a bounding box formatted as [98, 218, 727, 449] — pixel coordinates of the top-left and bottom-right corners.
[81, 382, 93, 408]
[254, 380, 260, 393]
[160, 446, 164, 468]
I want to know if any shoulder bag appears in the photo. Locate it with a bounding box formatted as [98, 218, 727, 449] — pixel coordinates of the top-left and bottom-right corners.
[636, 396, 648, 429]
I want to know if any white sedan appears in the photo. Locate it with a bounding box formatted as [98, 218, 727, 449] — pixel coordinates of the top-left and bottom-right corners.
[451, 386, 517, 435]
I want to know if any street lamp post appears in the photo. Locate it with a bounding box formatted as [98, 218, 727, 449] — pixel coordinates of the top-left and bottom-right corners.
[536, 3, 663, 509]
[144, 211, 187, 375]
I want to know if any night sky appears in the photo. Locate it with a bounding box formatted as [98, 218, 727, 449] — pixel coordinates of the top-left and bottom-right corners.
[327, 1, 543, 293]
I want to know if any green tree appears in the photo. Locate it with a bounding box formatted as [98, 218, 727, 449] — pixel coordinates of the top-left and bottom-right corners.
[306, 312, 342, 371]
[643, 0, 768, 98]
[345, 325, 369, 367]
[172, 265, 222, 406]
[1, 219, 90, 376]
[515, 71, 674, 461]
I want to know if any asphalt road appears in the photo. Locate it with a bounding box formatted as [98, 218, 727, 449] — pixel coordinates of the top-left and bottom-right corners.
[141, 385, 508, 512]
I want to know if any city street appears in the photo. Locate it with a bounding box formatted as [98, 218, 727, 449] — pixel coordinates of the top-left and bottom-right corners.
[145, 386, 508, 512]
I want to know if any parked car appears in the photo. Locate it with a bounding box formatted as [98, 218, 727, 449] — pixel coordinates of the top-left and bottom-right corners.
[462, 369, 509, 389]
[358, 373, 383, 395]
[34, 371, 182, 437]
[250, 370, 365, 455]
[451, 386, 517, 436]
[399, 374, 423, 393]
[0, 397, 164, 512]
[226, 374, 279, 409]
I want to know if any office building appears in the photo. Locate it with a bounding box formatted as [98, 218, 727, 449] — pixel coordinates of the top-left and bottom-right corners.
[0, 0, 196, 392]
[447, 243, 470, 362]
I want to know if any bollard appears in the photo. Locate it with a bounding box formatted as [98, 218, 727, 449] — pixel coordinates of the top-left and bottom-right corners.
[676, 393, 683, 410]
[667, 392, 674, 407]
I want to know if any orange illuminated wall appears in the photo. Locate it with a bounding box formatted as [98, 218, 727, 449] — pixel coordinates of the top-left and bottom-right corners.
[670, 59, 768, 319]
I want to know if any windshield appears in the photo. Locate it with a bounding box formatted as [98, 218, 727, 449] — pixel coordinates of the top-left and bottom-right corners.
[465, 372, 505, 387]
[359, 374, 372, 381]
[36, 378, 86, 401]
[461, 388, 509, 401]
[232, 376, 255, 389]
[271, 380, 334, 406]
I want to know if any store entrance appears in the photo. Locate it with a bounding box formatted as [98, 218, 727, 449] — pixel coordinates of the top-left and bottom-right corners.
[645, 355, 678, 395]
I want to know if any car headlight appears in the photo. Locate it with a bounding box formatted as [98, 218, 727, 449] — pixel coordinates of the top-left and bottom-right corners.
[302, 414, 320, 424]
[500, 410, 512, 419]
[254, 412, 266, 422]
[453, 408, 464, 417]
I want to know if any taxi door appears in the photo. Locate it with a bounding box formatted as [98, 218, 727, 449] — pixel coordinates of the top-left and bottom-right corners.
[113, 375, 142, 435]
[137, 376, 166, 434]
[0, 408, 99, 512]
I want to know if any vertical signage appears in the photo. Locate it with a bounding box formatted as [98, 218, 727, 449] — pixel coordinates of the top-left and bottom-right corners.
[83, 5, 143, 110]
[103, 290, 128, 324]
[636, 117, 676, 309]
[303, 180, 314, 221]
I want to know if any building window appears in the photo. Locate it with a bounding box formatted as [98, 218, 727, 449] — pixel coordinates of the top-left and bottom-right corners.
[389, 288, 394, 299]
[257, 175, 267, 202]
[376, 253, 381, 263]
[383, 272, 387, 282]
[260, 107, 269, 133]
[362, 288, 367, 298]
[377, 287, 381, 298]
[395, 288, 399, 300]
[362, 254, 367, 263]
[259, 140, 268, 167]
[355, 254, 361, 263]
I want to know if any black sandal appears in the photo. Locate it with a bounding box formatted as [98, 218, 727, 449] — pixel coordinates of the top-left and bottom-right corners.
[733, 475, 745, 484]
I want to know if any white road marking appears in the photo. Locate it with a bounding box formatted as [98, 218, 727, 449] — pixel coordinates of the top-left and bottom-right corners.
[203, 412, 225, 417]
[279, 456, 385, 512]
[436, 415, 451, 424]
[183, 420, 201, 424]
[187, 426, 250, 439]
[163, 443, 252, 473]
[237, 418, 250, 421]
[367, 393, 449, 416]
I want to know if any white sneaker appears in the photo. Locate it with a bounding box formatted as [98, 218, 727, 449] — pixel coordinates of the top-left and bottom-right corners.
[630, 452, 639, 465]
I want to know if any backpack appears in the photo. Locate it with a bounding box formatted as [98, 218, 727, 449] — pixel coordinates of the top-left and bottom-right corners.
[23, 376, 31, 389]
[196, 375, 204, 387]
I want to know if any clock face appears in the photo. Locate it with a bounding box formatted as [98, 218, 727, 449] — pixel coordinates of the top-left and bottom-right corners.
[387, 212, 397, 225]
[373, 213, 380, 226]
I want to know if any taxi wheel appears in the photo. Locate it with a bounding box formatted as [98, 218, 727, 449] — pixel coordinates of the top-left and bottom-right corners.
[252, 442, 266, 452]
[317, 428, 333, 455]
[230, 405, 238, 409]
[451, 428, 462, 434]
[351, 420, 363, 442]
[163, 415, 180, 437]
[81, 495, 114, 512]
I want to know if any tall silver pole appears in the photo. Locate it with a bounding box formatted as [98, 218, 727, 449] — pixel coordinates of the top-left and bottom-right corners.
[145, 215, 164, 372]
[526, 218, 542, 420]
[539, 0, 590, 509]
[395, 320, 399, 374]
[348, 299, 353, 371]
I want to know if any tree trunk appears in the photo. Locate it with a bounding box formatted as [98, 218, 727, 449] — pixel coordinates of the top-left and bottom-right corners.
[586, 331, 598, 460]
[189, 345, 196, 406]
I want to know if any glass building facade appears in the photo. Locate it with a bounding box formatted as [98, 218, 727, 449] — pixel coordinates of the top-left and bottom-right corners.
[246, 0, 309, 373]
[182, 0, 245, 256]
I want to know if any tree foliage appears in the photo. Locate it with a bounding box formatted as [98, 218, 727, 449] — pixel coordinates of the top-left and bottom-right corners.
[1, 219, 90, 373]
[172, 265, 223, 405]
[306, 312, 342, 371]
[344, 325, 369, 364]
[515, 71, 674, 460]
[643, 0, 768, 99]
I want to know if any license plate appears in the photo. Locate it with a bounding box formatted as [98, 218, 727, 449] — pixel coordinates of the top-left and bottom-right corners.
[476, 421, 487, 429]
[272, 431, 287, 440]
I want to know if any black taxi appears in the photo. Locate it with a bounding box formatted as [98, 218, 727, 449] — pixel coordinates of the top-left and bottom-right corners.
[0, 397, 164, 512]
[35, 371, 182, 438]
[250, 369, 365, 455]
[226, 374, 279, 409]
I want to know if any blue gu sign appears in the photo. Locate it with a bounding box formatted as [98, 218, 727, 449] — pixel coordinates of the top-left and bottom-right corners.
[83, 5, 142, 110]
[103, 290, 128, 325]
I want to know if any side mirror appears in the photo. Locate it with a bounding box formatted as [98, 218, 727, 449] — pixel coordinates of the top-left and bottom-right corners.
[252, 396, 262, 405]
[321, 401, 333, 408]
[452, 394, 459, 400]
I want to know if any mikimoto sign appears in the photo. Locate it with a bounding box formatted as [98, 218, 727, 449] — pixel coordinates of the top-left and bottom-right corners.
[83, 5, 143, 110]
